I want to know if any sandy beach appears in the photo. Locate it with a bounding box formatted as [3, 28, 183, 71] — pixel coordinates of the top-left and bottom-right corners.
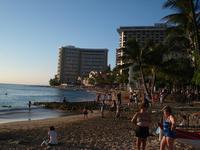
[0, 102, 198, 150]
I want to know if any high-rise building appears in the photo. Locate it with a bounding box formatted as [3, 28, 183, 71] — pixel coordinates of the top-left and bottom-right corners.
[116, 23, 167, 66]
[116, 23, 167, 89]
[57, 46, 108, 84]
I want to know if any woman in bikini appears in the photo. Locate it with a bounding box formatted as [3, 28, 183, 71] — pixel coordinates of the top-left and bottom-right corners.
[160, 106, 176, 150]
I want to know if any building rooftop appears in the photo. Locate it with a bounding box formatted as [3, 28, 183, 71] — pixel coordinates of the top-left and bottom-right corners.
[60, 46, 108, 51]
[117, 23, 167, 33]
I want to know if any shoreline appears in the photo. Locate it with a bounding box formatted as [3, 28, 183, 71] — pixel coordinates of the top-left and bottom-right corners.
[0, 107, 77, 124]
[0, 110, 100, 132]
[0, 111, 102, 149]
[0, 85, 98, 124]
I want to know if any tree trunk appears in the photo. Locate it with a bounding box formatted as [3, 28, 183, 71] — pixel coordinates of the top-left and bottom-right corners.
[150, 68, 156, 98]
[140, 65, 150, 99]
[190, 0, 200, 54]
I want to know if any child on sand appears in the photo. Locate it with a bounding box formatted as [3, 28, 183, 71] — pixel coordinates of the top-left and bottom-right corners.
[41, 126, 58, 147]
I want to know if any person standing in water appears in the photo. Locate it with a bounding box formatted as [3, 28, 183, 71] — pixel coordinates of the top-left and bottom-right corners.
[28, 101, 31, 112]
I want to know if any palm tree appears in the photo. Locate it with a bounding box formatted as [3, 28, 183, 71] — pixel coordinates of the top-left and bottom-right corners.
[143, 43, 167, 96]
[163, 0, 200, 94]
[161, 57, 194, 87]
[123, 39, 165, 99]
[163, 0, 200, 54]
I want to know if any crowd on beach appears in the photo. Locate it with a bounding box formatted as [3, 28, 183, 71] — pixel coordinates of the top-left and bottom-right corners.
[86, 89, 199, 150]
[2, 88, 200, 149]
[94, 89, 167, 117]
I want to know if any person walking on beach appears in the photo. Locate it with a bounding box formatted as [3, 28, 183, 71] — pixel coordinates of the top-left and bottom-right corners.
[160, 106, 176, 150]
[117, 91, 121, 105]
[116, 91, 121, 118]
[111, 91, 117, 111]
[83, 107, 88, 119]
[128, 92, 134, 106]
[133, 91, 138, 107]
[110, 98, 116, 112]
[100, 97, 105, 118]
[160, 91, 164, 105]
[107, 93, 112, 103]
[96, 93, 101, 103]
[144, 94, 150, 108]
[131, 103, 151, 150]
[115, 102, 120, 118]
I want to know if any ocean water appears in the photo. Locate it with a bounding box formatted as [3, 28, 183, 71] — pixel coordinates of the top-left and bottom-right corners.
[0, 83, 96, 123]
[0, 83, 96, 109]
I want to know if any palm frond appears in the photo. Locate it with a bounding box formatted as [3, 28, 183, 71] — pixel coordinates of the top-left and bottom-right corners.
[163, 0, 176, 9]
[164, 34, 191, 51]
[163, 0, 190, 12]
[123, 39, 141, 63]
[165, 26, 184, 34]
[162, 13, 190, 25]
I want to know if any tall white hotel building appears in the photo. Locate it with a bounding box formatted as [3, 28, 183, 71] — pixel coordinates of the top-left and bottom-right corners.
[57, 46, 108, 84]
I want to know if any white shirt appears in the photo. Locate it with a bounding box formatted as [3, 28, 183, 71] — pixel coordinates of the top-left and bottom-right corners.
[48, 130, 58, 144]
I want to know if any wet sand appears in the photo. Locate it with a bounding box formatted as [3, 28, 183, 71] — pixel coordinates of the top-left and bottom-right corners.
[0, 107, 71, 124]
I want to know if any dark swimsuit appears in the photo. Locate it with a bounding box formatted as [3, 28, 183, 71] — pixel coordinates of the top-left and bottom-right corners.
[83, 110, 88, 115]
[135, 113, 149, 139]
[135, 126, 149, 138]
[163, 119, 176, 138]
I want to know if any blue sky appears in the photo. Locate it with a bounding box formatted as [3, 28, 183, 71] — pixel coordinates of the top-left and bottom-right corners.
[0, 0, 171, 85]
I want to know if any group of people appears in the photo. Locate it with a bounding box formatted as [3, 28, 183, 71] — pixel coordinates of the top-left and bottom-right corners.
[41, 104, 176, 150]
[85, 90, 178, 149]
[131, 103, 176, 150]
[96, 91, 122, 118]
[128, 91, 139, 107]
[39, 90, 123, 148]
[39, 89, 177, 149]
